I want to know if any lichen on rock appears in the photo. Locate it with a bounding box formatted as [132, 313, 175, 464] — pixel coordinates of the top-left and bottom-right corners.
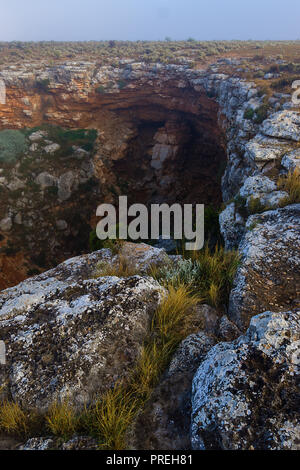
[0, 249, 165, 411]
[191, 309, 300, 450]
[229, 204, 300, 329]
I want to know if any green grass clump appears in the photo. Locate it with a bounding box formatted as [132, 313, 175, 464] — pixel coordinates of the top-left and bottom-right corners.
[46, 127, 97, 152]
[253, 104, 269, 124]
[26, 126, 98, 155]
[244, 107, 255, 120]
[247, 195, 269, 214]
[0, 130, 27, 163]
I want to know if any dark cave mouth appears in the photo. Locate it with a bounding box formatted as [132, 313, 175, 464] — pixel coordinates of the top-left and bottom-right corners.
[92, 101, 228, 251]
[108, 111, 227, 210]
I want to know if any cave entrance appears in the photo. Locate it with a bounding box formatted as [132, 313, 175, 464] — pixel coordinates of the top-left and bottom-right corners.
[108, 110, 227, 209]
[93, 94, 227, 248]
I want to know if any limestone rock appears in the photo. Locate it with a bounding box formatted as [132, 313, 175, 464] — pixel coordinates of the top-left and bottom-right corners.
[153, 236, 177, 253]
[35, 172, 57, 189]
[0, 249, 164, 411]
[261, 111, 300, 142]
[0, 216, 12, 232]
[56, 219, 68, 231]
[58, 171, 77, 201]
[119, 242, 170, 273]
[239, 175, 288, 210]
[191, 310, 300, 450]
[239, 175, 277, 197]
[217, 315, 241, 341]
[61, 436, 99, 450]
[258, 190, 288, 209]
[7, 178, 26, 191]
[219, 202, 245, 249]
[281, 149, 300, 172]
[28, 130, 47, 142]
[44, 143, 60, 154]
[245, 134, 292, 164]
[20, 438, 55, 451]
[229, 204, 300, 329]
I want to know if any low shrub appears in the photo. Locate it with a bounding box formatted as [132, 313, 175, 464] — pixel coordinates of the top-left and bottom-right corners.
[0, 130, 27, 163]
[152, 245, 239, 308]
[247, 195, 269, 214]
[35, 78, 51, 92]
[244, 107, 255, 120]
[253, 104, 269, 124]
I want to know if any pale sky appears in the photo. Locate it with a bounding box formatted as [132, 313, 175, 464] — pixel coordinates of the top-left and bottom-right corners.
[0, 0, 299, 41]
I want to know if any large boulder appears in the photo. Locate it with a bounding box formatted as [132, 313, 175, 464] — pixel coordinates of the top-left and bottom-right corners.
[260, 111, 300, 142]
[191, 309, 300, 450]
[0, 248, 164, 411]
[229, 204, 300, 329]
[281, 149, 300, 172]
[245, 134, 293, 166]
[239, 175, 288, 211]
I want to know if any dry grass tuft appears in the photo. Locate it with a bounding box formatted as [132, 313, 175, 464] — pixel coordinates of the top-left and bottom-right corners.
[0, 400, 29, 435]
[131, 340, 176, 399]
[46, 399, 79, 439]
[278, 168, 300, 205]
[247, 195, 269, 215]
[152, 244, 240, 307]
[94, 255, 140, 278]
[192, 245, 240, 307]
[152, 285, 199, 341]
[83, 386, 140, 450]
